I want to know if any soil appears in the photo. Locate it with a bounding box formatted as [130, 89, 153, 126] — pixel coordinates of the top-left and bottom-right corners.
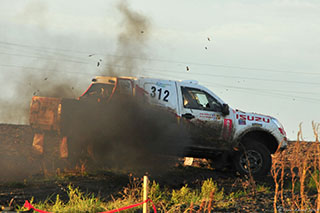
[0, 124, 309, 212]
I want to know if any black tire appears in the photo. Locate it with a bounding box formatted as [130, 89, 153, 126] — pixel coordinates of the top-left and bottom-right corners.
[233, 139, 271, 176]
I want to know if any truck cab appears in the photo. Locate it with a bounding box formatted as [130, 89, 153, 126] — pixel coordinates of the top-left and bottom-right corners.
[135, 77, 287, 175]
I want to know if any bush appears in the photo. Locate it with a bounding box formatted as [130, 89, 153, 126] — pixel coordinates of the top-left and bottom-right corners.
[171, 185, 200, 205]
[200, 178, 224, 202]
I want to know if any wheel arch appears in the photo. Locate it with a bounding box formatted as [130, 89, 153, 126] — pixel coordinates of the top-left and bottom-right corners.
[237, 129, 279, 154]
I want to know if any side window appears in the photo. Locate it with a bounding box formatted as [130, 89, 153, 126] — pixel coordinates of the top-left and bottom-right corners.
[81, 83, 114, 99]
[117, 79, 133, 95]
[181, 87, 222, 112]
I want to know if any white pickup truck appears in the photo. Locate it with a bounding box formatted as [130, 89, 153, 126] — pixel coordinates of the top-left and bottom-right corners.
[30, 76, 287, 176]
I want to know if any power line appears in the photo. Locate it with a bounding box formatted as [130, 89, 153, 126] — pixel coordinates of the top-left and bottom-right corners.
[1, 45, 317, 86]
[1, 62, 319, 104]
[1, 61, 319, 87]
[0, 52, 91, 65]
[142, 71, 320, 103]
[1, 40, 319, 76]
[209, 83, 320, 96]
[144, 70, 320, 86]
[203, 82, 320, 102]
[0, 41, 90, 55]
[0, 64, 94, 76]
[0, 44, 91, 62]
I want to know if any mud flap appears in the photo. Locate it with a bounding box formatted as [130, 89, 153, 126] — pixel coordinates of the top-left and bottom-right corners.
[59, 136, 68, 158]
[32, 133, 44, 154]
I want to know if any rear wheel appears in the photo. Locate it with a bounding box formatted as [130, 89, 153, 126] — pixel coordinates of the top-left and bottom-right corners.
[233, 139, 271, 176]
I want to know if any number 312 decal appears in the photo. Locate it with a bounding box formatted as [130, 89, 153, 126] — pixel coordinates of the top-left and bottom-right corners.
[150, 86, 170, 102]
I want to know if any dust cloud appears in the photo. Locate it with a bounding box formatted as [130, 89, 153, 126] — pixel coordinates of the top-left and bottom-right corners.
[62, 96, 190, 175]
[61, 1, 190, 175]
[0, 0, 191, 178]
[104, 0, 151, 77]
[0, 68, 82, 124]
[0, 0, 84, 124]
[15, 0, 49, 30]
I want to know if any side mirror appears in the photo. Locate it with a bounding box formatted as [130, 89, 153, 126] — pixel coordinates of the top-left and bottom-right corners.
[222, 104, 230, 115]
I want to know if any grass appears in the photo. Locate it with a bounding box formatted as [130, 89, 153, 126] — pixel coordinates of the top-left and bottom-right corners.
[18, 185, 106, 213]
[17, 176, 242, 212]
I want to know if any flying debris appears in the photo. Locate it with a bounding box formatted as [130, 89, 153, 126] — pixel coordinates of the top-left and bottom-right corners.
[141, 30, 144, 33]
[97, 59, 102, 67]
[207, 37, 211, 41]
[205, 47, 208, 50]
[44, 77, 48, 81]
[186, 66, 190, 71]
[88, 54, 95, 57]
[33, 89, 40, 95]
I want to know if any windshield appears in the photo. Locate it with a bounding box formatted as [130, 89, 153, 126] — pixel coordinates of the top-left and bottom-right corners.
[181, 86, 222, 112]
[80, 83, 114, 99]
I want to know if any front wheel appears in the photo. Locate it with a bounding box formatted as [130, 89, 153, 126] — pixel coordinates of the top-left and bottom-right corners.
[233, 140, 271, 176]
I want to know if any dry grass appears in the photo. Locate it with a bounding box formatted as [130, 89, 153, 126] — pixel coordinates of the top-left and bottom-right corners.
[271, 122, 320, 212]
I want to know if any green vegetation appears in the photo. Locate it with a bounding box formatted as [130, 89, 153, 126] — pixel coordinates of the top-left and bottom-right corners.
[18, 185, 106, 213]
[256, 184, 271, 193]
[18, 177, 250, 212]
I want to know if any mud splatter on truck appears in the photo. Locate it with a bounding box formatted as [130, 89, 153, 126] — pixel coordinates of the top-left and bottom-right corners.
[29, 76, 287, 176]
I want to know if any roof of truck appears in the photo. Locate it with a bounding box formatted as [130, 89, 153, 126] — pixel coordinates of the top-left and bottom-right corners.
[93, 76, 198, 85]
[92, 76, 138, 84]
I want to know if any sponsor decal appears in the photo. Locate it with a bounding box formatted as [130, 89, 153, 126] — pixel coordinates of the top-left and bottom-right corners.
[223, 119, 233, 139]
[150, 86, 170, 102]
[235, 113, 270, 123]
[199, 113, 217, 120]
[238, 118, 246, 125]
[156, 82, 171, 88]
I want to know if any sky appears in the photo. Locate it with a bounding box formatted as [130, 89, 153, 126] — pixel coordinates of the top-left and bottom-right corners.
[0, 0, 319, 141]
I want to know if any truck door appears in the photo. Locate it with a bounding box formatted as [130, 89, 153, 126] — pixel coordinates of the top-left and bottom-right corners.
[140, 79, 178, 112]
[179, 85, 233, 150]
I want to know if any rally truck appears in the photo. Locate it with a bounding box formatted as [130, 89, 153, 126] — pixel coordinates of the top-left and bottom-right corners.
[29, 76, 287, 176]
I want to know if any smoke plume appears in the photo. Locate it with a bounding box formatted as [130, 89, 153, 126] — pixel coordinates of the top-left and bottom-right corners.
[62, 96, 190, 175]
[0, 0, 191, 178]
[60, 1, 190, 175]
[105, 0, 151, 77]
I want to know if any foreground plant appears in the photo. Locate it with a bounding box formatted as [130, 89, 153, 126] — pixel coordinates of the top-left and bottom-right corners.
[19, 185, 106, 213]
[271, 123, 320, 212]
[18, 175, 240, 212]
